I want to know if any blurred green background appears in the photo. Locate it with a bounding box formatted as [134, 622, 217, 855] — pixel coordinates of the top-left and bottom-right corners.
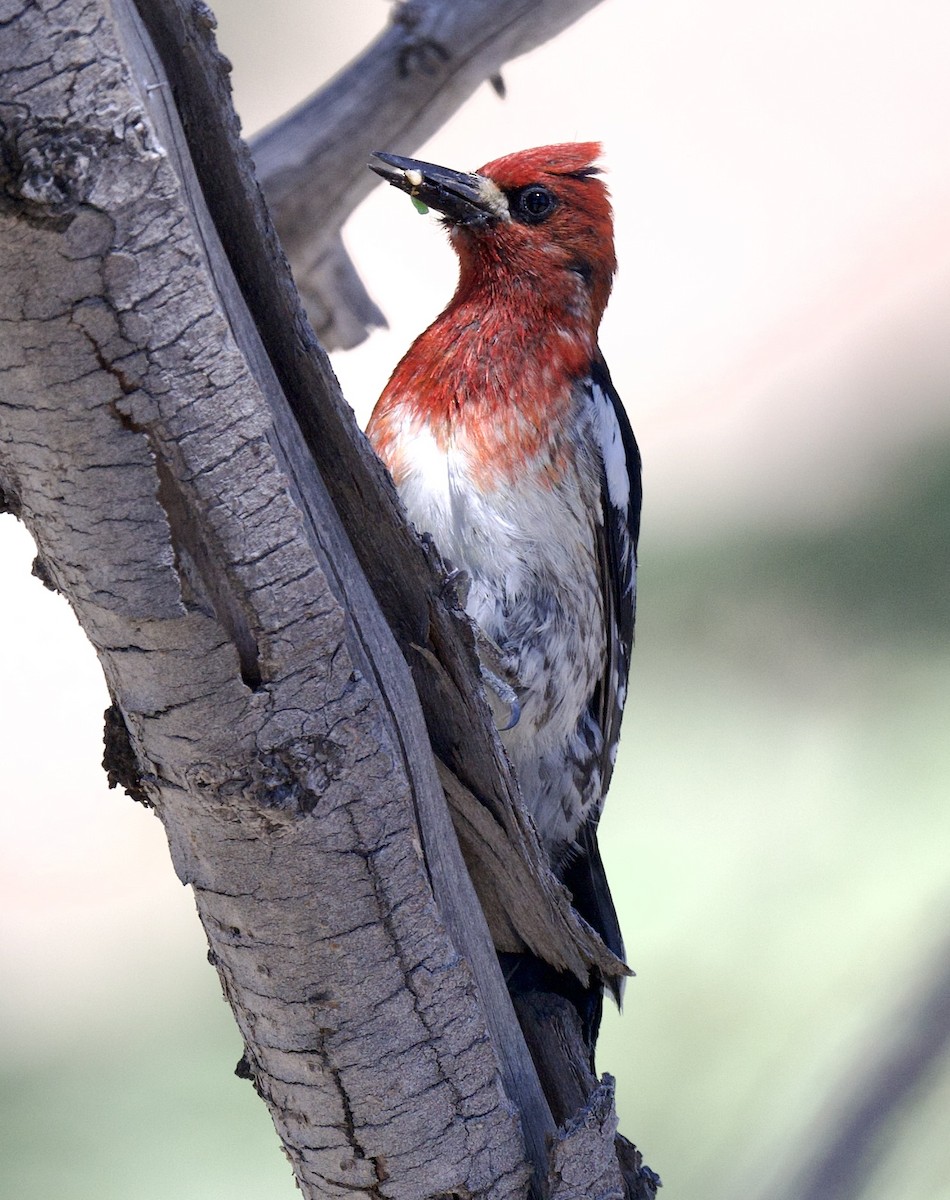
[2, 2, 949, 1197]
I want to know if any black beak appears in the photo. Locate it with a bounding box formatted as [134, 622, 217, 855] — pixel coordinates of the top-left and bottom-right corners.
[369, 151, 498, 226]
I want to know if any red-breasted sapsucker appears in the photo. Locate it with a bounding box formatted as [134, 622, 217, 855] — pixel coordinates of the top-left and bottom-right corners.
[367, 143, 641, 1041]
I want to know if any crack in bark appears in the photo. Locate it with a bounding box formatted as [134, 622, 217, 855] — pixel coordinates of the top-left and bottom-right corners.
[101, 327, 266, 690]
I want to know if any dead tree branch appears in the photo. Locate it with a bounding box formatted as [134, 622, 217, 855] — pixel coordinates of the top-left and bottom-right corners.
[746, 928, 950, 1200]
[0, 0, 654, 1196]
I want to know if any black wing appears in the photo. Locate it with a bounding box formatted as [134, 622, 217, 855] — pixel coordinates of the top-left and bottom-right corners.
[562, 355, 641, 1000]
[589, 353, 641, 802]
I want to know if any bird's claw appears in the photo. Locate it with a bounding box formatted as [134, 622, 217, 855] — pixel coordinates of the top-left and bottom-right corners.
[473, 626, 522, 731]
[442, 565, 471, 608]
[480, 663, 521, 731]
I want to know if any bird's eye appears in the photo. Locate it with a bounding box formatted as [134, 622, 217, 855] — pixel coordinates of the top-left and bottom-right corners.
[512, 185, 557, 224]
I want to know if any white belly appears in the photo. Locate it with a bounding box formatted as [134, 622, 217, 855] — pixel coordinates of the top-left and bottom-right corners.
[396, 420, 606, 850]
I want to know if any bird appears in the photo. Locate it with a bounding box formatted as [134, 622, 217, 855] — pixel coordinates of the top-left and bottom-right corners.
[366, 143, 641, 1048]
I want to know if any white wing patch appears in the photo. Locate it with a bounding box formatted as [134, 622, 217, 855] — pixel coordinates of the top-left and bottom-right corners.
[591, 378, 631, 513]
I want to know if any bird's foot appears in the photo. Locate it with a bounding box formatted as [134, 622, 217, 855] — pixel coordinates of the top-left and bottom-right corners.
[473, 627, 522, 731]
[441, 565, 471, 609]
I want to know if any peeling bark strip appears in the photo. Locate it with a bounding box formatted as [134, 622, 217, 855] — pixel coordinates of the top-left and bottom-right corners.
[0, 1, 656, 1197]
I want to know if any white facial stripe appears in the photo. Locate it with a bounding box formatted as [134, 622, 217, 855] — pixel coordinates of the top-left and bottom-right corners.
[476, 178, 511, 221]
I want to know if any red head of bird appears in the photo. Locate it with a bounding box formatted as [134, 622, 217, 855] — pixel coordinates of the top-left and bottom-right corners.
[368, 144, 617, 460]
[371, 142, 616, 349]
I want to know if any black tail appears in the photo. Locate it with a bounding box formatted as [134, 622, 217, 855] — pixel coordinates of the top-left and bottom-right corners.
[560, 818, 625, 1005]
[501, 821, 624, 1066]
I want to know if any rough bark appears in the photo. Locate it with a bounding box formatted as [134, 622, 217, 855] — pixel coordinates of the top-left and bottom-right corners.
[0, 1, 654, 1197]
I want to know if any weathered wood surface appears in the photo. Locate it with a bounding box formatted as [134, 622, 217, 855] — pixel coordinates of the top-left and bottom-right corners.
[0, 0, 654, 1196]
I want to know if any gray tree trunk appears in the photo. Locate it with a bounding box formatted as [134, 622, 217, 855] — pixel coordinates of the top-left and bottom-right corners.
[0, 1, 656, 1196]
